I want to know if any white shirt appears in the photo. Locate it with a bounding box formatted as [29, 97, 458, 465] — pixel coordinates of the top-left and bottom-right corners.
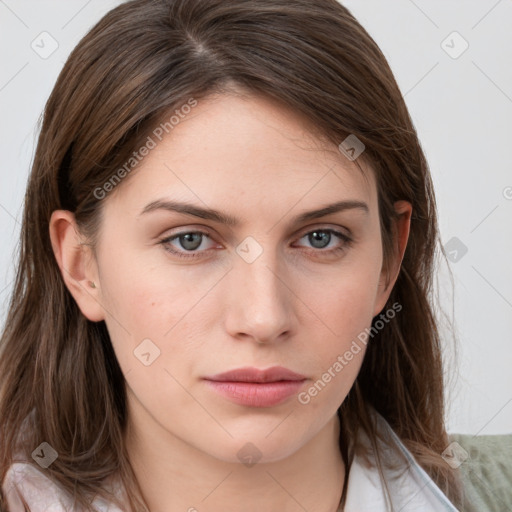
[343, 409, 460, 511]
[2, 410, 460, 511]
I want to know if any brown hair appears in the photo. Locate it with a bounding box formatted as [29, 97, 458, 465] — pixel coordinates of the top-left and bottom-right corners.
[0, 0, 463, 510]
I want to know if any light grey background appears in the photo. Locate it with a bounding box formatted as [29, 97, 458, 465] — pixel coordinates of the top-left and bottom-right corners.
[0, 0, 511, 434]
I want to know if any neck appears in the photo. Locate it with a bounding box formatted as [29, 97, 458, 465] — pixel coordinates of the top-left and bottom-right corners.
[124, 393, 345, 512]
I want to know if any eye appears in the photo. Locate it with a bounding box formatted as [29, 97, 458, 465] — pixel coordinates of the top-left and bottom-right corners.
[293, 228, 353, 256]
[159, 227, 353, 260]
[159, 230, 216, 259]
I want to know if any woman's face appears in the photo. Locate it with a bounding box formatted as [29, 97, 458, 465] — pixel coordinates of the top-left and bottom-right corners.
[68, 92, 406, 463]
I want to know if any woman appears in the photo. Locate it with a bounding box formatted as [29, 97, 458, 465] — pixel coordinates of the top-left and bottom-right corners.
[0, 0, 464, 510]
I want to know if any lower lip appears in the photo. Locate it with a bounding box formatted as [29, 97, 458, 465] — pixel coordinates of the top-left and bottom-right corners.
[204, 380, 306, 407]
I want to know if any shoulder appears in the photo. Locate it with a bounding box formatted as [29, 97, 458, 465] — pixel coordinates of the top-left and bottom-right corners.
[2, 461, 125, 512]
[2, 461, 74, 511]
[343, 409, 461, 512]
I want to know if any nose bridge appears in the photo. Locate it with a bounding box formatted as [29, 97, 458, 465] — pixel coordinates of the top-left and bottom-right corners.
[225, 237, 294, 342]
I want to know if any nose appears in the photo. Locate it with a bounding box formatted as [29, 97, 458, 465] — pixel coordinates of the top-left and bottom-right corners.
[223, 248, 296, 345]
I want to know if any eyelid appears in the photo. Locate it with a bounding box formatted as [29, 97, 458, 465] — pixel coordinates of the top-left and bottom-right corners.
[294, 223, 352, 240]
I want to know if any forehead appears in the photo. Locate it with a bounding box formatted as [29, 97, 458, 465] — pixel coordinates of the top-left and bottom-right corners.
[104, 93, 377, 221]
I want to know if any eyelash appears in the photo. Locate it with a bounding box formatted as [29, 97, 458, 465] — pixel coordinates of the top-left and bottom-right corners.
[158, 227, 353, 260]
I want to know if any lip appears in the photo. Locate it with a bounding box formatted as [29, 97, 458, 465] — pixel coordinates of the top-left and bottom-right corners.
[203, 366, 307, 408]
[204, 366, 306, 383]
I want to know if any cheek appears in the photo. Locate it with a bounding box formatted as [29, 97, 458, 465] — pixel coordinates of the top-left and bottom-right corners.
[98, 265, 203, 413]
[292, 248, 382, 401]
[97, 248, 219, 371]
[295, 279, 377, 412]
[98, 242, 187, 327]
[303, 258, 381, 340]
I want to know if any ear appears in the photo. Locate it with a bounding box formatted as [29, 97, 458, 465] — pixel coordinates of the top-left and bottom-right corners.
[49, 210, 106, 322]
[373, 200, 412, 316]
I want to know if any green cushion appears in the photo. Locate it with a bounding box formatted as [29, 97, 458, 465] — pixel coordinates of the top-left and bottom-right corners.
[448, 433, 512, 512]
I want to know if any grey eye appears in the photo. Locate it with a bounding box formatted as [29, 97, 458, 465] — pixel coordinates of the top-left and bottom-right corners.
[177, 232, 204, 251]
[307, 230, 332, 249]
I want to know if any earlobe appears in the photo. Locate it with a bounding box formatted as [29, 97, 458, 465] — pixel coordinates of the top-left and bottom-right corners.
[49, 210, 106, 322]
[373, 200, 412, 316]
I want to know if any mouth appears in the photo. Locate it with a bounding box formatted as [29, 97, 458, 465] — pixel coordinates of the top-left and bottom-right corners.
[203, 366, 307, 407]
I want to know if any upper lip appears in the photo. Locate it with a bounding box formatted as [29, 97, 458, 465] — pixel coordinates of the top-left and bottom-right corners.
[204, 366, 306, 383]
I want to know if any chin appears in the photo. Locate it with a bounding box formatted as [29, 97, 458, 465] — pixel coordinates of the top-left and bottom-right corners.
[196, 430, 306, 466]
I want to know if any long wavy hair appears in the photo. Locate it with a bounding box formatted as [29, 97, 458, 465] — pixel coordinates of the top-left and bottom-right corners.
[0, 0, 463, 510]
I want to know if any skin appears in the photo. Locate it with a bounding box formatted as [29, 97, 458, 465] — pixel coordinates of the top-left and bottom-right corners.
[50, 91, 411, 512]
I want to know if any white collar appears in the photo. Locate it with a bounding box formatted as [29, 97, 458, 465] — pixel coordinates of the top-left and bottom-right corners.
[343, 410, 460, 511]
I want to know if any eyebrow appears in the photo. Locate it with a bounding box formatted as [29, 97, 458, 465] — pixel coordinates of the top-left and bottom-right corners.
[139, 199, 369, 226]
